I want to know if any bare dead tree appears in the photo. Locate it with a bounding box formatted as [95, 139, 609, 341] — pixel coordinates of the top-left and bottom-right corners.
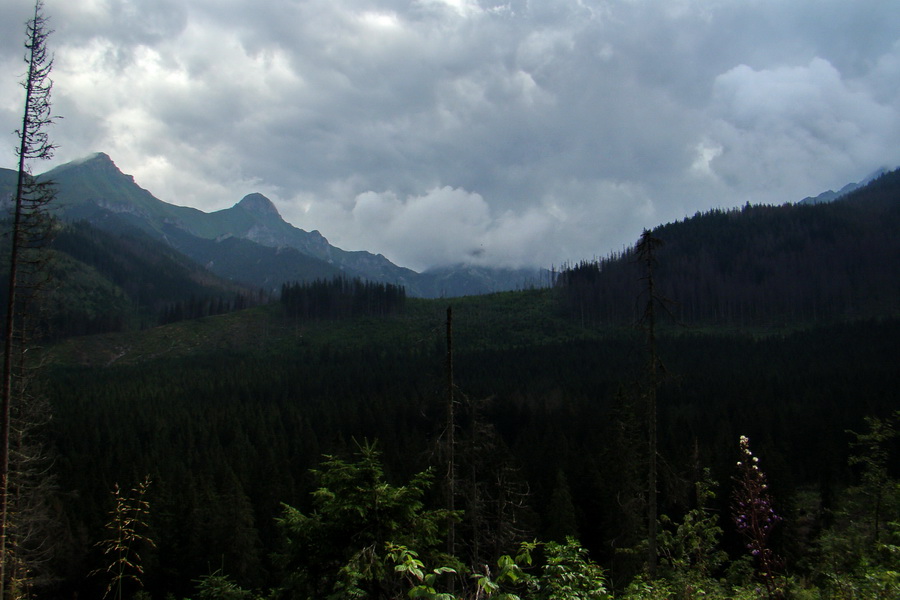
[6, 374, 60, 599]
[2, 1, 58, 595]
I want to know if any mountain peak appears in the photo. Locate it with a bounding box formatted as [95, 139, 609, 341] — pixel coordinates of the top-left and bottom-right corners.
[44, 152, 124, 180]
[79, 151, 112, 163]
[51, 152, 116, 170]
[236, 193, 281, 219]
[65, 152, 117, 169]
[860, 166, 891, 186]
[800, 166, 897, 205]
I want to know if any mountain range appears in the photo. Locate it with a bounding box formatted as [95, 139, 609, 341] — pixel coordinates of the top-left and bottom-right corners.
[2, 153, 898, 338]
[797, 166, 893, 205]
[1, 152, 545, 299]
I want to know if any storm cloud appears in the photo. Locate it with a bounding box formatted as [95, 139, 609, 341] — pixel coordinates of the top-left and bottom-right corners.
[2, 0, 899, 270]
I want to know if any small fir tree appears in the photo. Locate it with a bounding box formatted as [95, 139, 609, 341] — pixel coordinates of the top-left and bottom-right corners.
[274, 442, 456, 599]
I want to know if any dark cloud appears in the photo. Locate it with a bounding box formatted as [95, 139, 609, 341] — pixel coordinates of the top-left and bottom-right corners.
[2, 0, 899, 269]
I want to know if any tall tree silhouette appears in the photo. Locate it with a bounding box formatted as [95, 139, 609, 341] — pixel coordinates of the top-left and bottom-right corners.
[637, 229, 664, 575]
[2, 1, 57, 595]
[445, 307, 457, 575]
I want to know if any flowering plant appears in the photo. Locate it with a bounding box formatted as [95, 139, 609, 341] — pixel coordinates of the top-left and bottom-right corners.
[732, 436, 784, 599]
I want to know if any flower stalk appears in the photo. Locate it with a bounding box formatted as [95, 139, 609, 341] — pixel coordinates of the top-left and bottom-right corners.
[732, 436, 784, 599]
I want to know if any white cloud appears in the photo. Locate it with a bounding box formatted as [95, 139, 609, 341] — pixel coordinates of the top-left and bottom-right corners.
[415, 0, 485, 19]
[345, 187, 492, 270]
[706, 58, 900, 200]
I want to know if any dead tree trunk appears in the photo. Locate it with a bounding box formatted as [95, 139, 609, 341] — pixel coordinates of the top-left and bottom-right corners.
[2, 2, 57, 595]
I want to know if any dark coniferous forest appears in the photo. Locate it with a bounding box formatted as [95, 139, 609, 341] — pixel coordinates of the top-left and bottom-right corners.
[557, 171, 900, 327]
[280, 277, 406, 320]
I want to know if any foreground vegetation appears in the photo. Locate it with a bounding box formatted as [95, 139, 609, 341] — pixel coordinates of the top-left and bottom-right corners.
[85, 422, 900, 600]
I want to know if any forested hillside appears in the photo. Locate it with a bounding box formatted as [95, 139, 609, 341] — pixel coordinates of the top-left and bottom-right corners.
[0, 219, 262, 337]
[558, 169, 900, 327]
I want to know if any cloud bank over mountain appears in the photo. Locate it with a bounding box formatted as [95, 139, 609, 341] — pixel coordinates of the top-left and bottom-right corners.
[2, 0, 899, 270]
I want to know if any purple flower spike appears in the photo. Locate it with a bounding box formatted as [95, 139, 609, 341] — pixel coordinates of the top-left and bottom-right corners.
[732, 436, 784, 599]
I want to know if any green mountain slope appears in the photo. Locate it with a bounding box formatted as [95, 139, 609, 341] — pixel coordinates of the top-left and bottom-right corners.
[38, 154, 545, 296]
[0, 218, 259, 337]
[0, 167, 17, 198]
[42, 153, 207, 232]
[41, 154, 420, 288]
[157, 223, 344, 289]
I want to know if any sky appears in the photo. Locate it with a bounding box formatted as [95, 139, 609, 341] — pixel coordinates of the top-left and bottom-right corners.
[2, 0, 900, 272]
